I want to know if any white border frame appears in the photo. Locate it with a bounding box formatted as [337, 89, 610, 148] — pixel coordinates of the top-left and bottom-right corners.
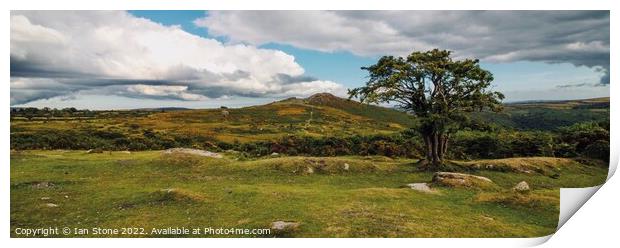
[2, 1, 616, 247]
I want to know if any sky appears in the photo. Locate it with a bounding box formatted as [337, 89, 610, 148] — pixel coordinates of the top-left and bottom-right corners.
[10, 10, 610, 110]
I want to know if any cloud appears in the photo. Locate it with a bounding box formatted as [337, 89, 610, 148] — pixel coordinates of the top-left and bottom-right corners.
[10, 11, 344, 105]
[122, 85, 208, 101]
[196, 10, 609, 84]
[556, 82, 607, 88]
[10, 78, 77, 105]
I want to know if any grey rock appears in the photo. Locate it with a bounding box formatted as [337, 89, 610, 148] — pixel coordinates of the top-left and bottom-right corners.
[406, 183, 436, 194]
[86, 148, 103, 154]
[270, 221, 299, 232]
[163, 148, 222, 158]
[32, 181, 54, 189]
[433, 172, 493, 182]
[513, 181, 530, 192]
[432, 172, 493, 188]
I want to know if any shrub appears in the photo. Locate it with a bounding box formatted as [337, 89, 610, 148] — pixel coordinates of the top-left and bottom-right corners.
[558, 122, 609, 152]
[584, 140, 610, 162]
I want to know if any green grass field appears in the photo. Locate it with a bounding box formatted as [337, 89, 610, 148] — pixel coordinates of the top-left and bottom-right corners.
[10, 150, 607, 237]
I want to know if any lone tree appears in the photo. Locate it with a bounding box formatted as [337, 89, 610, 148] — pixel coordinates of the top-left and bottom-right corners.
[349, 49, 504, 169]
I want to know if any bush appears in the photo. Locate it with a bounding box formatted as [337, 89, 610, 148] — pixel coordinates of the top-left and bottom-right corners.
[451, 130, 555, 159]
[10, 121, 608, 162]
[558, 122, 609, 160]
[584, 140, 610, 162]
[558, 122, 609, 152]
[554, 143, 577, 157]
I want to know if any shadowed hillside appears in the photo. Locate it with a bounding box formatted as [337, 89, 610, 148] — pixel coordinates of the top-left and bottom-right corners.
[473, 97, 610, 131]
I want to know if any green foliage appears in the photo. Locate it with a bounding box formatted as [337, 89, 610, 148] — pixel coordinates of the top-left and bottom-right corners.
[554, 121, 609, 161]
[10, 121, 609, 163]
[10, 128, 215, 151]
[558, 122, 609, 151]
[450, 130, 554, 160]
[584, 140, 610, 162]
[349, 49, 504, 165]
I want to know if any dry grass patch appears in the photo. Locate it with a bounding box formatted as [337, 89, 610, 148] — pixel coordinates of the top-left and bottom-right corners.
[276, 107, 307, 116]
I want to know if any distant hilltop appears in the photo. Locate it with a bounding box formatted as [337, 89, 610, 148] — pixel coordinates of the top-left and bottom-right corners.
[507, 97, 609, 105]
[506, 97, 609, 110]
[306, 92, 346, 105]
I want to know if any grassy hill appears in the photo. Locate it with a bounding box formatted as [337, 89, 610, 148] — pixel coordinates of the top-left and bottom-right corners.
[11, 93, 415, 144]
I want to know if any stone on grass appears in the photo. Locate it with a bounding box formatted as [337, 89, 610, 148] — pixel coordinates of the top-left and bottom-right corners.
[32, 181, 54, 189]
[45, 203, 59, 208]
[343, 163, 350, 171]
[513, 181, 530, 192]
[163, 148, 222, 158]
[406, 183, 437, 194]
[86, 148, 103, 154]
[270, 221, 299, 232]
[40, 197, 51, 200]
[432, 172, 494, 188]
[519, 169, 534, 174]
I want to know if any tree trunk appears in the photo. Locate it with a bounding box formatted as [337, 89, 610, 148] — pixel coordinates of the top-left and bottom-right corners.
[431, 133, 438, 164]
[437, 134, 444, 160]
[442, 134, 449, 157]
[419, 132, 447, 170]
[423, 134, 433, 161]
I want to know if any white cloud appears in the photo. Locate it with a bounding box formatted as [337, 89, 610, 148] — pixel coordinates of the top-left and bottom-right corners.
[197, 10, 609, 84]
[10, 11, 343, 105]
[126, 85, 207, 101]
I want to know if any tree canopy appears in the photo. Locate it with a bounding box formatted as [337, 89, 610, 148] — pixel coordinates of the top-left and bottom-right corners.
[349, 49, 505, 168]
